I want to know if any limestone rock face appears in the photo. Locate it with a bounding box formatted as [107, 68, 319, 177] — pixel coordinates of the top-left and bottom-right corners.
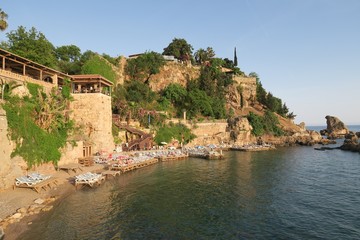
[148, 62, 200, 92]
[0, 107, 25, 190]
[227, 116, 255, 145]
[325, 115, 349, 136]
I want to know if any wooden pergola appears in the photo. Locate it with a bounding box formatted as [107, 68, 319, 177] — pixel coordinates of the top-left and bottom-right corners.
[71, 74, 113, 95]
[0, 48, 70, 86]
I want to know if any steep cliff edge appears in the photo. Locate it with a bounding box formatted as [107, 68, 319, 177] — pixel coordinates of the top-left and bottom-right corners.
[117, 60, 322, 146]
[0, 106, 26, 189]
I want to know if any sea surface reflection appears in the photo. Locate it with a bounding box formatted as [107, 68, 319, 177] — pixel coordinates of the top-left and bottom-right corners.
[20, 146, 360, 240]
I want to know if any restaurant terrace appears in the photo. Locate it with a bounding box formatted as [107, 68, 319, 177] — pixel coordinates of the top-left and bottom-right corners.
[0, 48, 70, 88]
[70, 74, 113, 95]
[0, 48, 113, 96]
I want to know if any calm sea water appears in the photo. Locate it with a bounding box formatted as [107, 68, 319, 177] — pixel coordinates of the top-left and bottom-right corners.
[20, 145, 360, 240]
[307, 125, 360, 133]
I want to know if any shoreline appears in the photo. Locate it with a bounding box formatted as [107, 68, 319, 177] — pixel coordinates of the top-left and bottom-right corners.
[0, 164, 105, 240]
[0, 149, 189, 239]
[1, 142, 354, 239]
[3, 183, 76, 240]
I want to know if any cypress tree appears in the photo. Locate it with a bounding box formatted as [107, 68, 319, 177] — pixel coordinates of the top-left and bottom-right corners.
[234, 47, 238, 66]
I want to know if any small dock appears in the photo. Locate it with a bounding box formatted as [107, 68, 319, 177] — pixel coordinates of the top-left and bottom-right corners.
[111, 158, 159, 173]
[159, 154, 188, 162]
[102, 170, 121, 179]
[230, 145, 274, 152]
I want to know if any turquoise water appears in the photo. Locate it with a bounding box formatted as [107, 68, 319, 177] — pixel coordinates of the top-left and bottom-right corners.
[21, 146, 360, 240]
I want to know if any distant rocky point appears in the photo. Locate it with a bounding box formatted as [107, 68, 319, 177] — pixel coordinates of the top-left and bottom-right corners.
[320, 115, 349, 139]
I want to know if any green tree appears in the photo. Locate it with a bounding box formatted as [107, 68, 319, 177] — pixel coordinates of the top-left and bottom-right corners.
[126, 51, 165, 84]
[162, 83, 187, 105]
[187, 89, 213, 118]
[55, 45, 81, 62]
[163, 38, 193, 62]
[194, 47, 215, 64]
[81, 54, 116, 83]
[0, 8, 8, 31]
[234, 47, 238, 66]
[55, 45, 82, 74]
[3, 26, 57, 68]
[125, 80, 156, 103]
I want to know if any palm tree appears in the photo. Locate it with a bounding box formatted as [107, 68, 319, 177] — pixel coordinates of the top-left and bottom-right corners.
[0, 8, 8, 31]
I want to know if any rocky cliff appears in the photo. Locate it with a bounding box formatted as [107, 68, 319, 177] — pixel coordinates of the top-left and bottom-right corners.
[0, 106, 27, 189]
[117, 60, 324, 146]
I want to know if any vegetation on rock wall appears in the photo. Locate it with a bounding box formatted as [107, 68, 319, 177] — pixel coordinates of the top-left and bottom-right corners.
[0, 24, 296, 140]
[81, 54, 117, 83]
[247, 111, 284, 137]
[125, 51, 165, 84]
[154, 122, 195, 145]
[2, 81, 74, 167]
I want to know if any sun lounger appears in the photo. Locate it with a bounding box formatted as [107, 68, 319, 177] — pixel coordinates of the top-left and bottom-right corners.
[28, 172, 51, 181]
[74, 172, 105, 188]
[15, 174, 58, 193]
[15, 176, 39, 187]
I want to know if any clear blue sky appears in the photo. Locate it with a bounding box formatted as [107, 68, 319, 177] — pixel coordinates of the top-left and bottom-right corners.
[1, 0, 360, 125]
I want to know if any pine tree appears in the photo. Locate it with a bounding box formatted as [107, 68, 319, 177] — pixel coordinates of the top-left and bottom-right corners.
[234, 47, 238, 66]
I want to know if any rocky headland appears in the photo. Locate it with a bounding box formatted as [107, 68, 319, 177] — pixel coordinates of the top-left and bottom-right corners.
[320, 115, 349, 139]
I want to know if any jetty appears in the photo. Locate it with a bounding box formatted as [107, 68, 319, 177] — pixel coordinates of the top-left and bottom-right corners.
[186, 147, 224, 160]
[230, 144, 274, 152]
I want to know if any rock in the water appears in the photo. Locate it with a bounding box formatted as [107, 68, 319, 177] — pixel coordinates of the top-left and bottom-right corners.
[325, 115, 349, 137]
[340, 132, 360, 152]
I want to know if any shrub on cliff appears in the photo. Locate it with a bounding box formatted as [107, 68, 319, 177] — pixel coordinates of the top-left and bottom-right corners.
[247, 111, 283, 137]
[154, 123, 195, 145]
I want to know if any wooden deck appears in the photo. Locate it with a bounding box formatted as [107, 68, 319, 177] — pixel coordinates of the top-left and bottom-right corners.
[58, 163, 83, 174]
[159, 155, 188, 162]
[102, 170, 121, 179]
[78, 157, 94, 167]
[111, 158, 159, 173]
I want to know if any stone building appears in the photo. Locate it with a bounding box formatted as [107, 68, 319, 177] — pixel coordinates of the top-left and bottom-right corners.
[0, 47, 115, 169]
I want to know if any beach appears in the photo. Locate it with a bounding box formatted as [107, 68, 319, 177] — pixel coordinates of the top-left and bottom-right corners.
[0, 163, 105, 240]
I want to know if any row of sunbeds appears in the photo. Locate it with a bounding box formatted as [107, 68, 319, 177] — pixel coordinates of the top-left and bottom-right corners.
[15, 173, 52, 187]
[74, 172, 105, 187]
